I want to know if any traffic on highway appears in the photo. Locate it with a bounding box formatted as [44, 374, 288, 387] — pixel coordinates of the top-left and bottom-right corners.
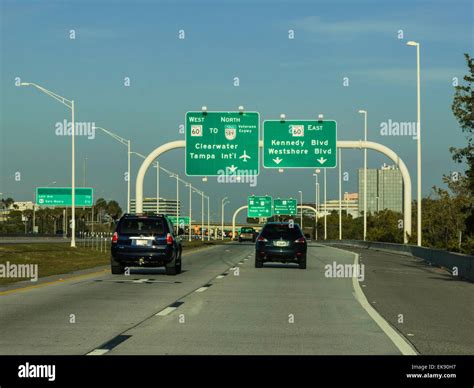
[0, 0, 473, 386]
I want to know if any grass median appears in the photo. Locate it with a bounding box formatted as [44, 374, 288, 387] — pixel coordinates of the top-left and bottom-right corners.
[0, 239, 230, 286]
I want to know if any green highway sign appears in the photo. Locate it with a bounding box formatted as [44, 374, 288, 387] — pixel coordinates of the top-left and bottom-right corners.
[247, 196, 272, 218]
[36, 187, 94, 207]
[273, 198, 297, 215]
[263, 120, 337, 168]
[167, 216, 191, 226]
[185, 111, 260, 176]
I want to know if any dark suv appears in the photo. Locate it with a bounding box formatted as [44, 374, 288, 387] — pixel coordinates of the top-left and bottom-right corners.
[111, 214, 182, 275]
[255, 222, 307, 269]
[239, 227, 256, 242]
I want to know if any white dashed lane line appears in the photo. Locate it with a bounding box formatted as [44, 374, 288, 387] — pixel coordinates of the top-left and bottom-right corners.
[155, 301, 184, 316]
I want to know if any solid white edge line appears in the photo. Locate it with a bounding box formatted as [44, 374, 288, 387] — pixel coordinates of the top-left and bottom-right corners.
[156, 306, 177, 316]
[195, 287, 209, 293]
[351, 251, 418, 355]
[87, 349, 110, 356]
[325, 245, 418, 355]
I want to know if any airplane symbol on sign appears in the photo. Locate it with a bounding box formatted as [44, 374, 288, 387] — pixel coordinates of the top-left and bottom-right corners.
[239, 150, 251, 162]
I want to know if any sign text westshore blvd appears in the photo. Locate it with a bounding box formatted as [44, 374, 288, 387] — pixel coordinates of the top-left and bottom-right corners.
[263, 120, 337, 168]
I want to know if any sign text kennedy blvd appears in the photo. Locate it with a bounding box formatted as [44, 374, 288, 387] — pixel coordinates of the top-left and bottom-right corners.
[185, 111, 260, 176]
[263, 120, 337, 168]
[273, 198, 297, 215]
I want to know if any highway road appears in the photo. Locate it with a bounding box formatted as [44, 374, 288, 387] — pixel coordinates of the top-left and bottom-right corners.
[0, 243, 416, 355]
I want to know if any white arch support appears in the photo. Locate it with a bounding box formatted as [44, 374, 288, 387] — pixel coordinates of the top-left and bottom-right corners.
[135, 139, 412, 243]
[231, 205, 318, 239]
[337, 141, 411, 243]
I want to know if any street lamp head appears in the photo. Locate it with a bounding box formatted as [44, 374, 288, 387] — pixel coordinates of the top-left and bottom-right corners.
[315, 169, 321, 174]
[19, 82, 31, 86]
[358, 110, 366, 114]
[406, 41, 419, 46]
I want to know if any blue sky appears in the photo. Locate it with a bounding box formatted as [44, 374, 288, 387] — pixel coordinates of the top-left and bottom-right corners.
[0, 0, 472, 221]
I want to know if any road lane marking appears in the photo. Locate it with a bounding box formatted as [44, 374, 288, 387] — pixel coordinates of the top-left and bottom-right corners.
[86, 334, 131, 355]
[216, 275, 225, 279]
[156, 301, 184, 316]
[87, 349, 109, 356]
[350, 252, 418, 355]
[156, 306, 178, 316]
[0, 269, 109, 297]
[195, 284, 212, 293]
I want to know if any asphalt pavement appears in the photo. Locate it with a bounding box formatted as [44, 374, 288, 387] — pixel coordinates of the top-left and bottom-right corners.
[329, 244, 474, 355]
[0, 242, 412, 355]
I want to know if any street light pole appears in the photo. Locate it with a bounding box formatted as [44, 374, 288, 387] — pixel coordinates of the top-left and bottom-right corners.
[155, 161, 159, 213]
[358, 110, 368, 241]
[201, 191, 204, 241]
[176, 175, 179, 235]
[206, 195, 210, 241]
[298, 190, 303, 229]
[221, 197, 228, 240]
[324, 168, 327, 239]
[407, 40, 422, 247]
[188, 184, 192, 241]
[339, 149, 342, 240]
[20, 82, 77, 247]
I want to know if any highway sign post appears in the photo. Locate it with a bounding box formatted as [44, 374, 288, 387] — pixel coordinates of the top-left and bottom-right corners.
[263, 120, 337, 168]
[273, 198, 297, 215]
[36, 187, 93, 207]
[167, 216, 190, 226]
[185, 111, 260, 176]
[247, 196, 272, 218]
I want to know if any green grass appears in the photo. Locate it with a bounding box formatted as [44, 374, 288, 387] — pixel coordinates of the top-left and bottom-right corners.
[0, 239, 229, 285]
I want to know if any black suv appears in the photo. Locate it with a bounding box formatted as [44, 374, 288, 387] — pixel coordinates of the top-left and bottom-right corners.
[111, 214, 183, 275]
[255, 222, 307, 269]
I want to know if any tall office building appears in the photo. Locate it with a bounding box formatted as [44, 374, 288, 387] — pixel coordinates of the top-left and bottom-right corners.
[130, 197, 181, 215]
[358, 164, 403, 214]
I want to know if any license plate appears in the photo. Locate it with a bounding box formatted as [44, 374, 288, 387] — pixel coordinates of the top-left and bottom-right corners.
[274, 240, 289, 247]
[134, 239, 150, 246]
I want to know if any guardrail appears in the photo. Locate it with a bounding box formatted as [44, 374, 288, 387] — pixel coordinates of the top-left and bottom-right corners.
[320, 240, 474, 283]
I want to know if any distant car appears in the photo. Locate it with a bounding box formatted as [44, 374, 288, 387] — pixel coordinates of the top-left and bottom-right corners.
[255, 222, 307, 269]
[111, 214, 183, 275]
[239, 227, 256, 243]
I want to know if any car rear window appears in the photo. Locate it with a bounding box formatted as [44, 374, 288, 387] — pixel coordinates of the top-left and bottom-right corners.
[118, 218, 166, 235]
[260, 224, 302, 239]
[241, 228, 254, 233]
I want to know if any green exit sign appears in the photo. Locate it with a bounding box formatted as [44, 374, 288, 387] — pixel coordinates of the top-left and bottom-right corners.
[36, 187, 94, 207]
[273, 198, 297, 215]
[167, 216, 191, 226]
[185, 111, 260, 176]
[263, 120, 337, 168]
[248, 196, 272, 218]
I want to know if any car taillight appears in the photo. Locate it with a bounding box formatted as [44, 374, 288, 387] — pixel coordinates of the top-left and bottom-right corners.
[166, 233, 174, 245]
[257, 236, 268, 242]
[294, 237, 306, 243]
[112, 232, 118, 244]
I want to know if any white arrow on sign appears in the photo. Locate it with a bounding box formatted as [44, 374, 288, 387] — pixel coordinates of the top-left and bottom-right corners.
[273, 157, 283, 164]
[227, 165, 238, 173]
[317, 157, 327, 165]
